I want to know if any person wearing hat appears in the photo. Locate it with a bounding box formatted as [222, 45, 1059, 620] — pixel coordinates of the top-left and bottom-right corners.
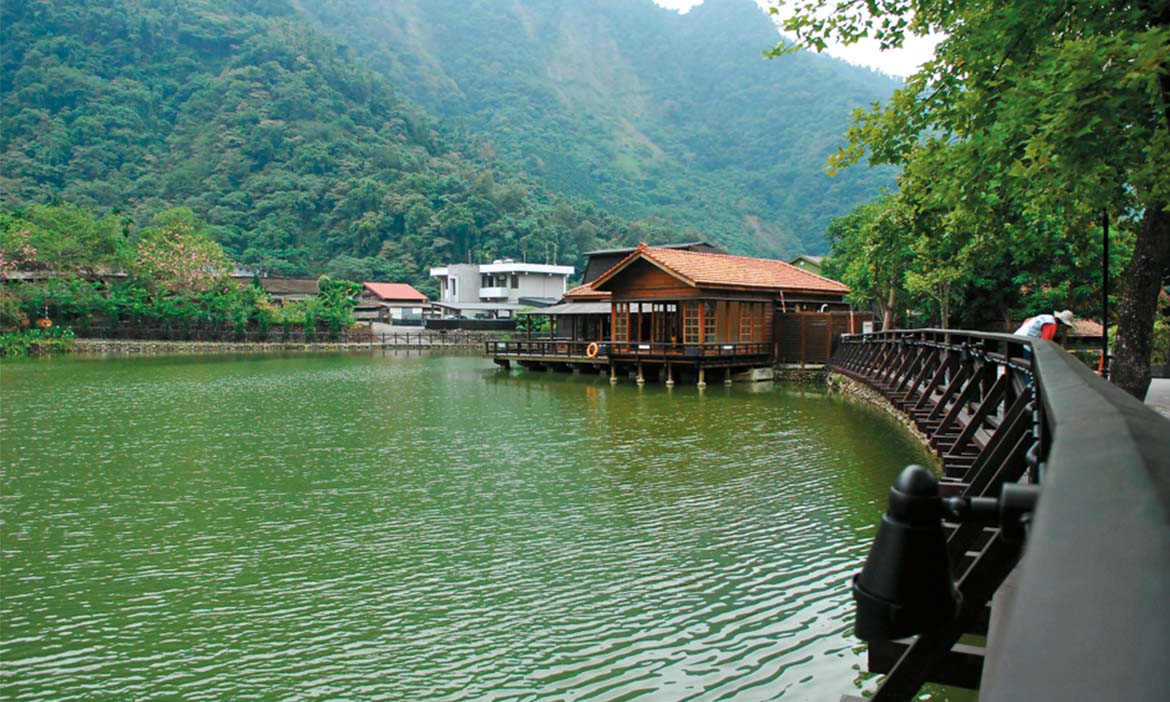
[1014, 309, 1077, 340]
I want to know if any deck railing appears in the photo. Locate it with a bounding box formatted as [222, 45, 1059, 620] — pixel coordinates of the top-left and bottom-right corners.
[487, 339, 596, 357]
[486, 338, 772, 360]
[830, 329, 1169, 702]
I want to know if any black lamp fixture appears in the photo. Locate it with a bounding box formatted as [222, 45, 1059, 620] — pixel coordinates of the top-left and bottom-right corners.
[851, 465, 1040, 642]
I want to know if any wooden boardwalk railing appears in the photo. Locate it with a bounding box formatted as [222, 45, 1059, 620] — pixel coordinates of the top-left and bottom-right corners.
[831, 329, 1170, 702]
[486, 338, 772, 362]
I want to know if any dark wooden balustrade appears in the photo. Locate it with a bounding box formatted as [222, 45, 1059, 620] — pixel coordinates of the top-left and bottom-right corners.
[487, 339, 772, 363]
[831, 329, 1170, 702]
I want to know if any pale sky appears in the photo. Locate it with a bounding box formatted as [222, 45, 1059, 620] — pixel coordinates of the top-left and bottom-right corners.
[653, 0, 940, 78]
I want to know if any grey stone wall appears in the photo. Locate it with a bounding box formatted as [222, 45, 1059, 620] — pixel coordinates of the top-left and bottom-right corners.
[73, 339, 382, 355]
[825, 373, 937, 457]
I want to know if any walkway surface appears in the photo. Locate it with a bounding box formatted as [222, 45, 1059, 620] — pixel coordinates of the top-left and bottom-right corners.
[1146, 378, 1170, 419]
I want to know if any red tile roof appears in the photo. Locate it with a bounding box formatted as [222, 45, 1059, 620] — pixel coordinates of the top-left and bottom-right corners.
[1069, 318, 1105, 337]
[593, 244, 850, 295]
[564, 282, 611, 299]
[362, 282, 428, 302]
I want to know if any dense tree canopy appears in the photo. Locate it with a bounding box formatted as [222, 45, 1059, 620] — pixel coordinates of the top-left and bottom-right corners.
[0, 204, 362, 336]
[1, 0, 715, 294]
[772, 0, 1170, 398]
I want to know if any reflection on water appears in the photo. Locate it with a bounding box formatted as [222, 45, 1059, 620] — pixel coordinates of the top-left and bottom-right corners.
[2, 352, 960, 700]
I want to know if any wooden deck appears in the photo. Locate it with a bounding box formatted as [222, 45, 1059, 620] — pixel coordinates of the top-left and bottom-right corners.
[486, 339, 772, 370]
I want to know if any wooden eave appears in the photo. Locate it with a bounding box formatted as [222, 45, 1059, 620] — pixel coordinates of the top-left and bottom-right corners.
[591, 243, 850, 298]
[590, 245, 698, 292]
[696, 281, 850, 296]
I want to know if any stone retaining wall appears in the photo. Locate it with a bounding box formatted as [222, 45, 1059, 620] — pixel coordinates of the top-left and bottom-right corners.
[825, 372, 937, 458]
[72, 339, 452, 355]
[772, 367, 829, 385]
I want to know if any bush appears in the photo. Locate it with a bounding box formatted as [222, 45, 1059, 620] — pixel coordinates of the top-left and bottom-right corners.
[1153, 318, 1169, 366]
[0, 327, 76, 356]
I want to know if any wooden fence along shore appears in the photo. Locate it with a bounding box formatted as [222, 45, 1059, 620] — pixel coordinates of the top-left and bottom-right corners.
[67, 327, 496, 349]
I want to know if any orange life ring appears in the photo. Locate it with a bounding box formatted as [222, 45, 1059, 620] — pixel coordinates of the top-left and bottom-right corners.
[37, 317, 52, 329]
[585, 341, 600, 359]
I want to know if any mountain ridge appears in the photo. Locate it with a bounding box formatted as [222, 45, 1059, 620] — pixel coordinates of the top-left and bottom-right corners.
[293, 0, 900, 256]
[2, 0, 900, 289]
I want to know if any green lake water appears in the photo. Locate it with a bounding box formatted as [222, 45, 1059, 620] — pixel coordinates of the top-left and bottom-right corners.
[1, 352, 945, 701]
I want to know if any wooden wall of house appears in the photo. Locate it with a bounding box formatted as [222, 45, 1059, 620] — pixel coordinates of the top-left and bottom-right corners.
[611, 298, 775, 345]
[704, 300, 774, 343]
[602, 259, 702, 299]
[776, 310, 873, 364]
[554, 315, 610, 341]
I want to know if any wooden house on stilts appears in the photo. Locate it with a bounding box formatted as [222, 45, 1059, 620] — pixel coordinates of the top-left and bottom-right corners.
[488, 243, 869, 384]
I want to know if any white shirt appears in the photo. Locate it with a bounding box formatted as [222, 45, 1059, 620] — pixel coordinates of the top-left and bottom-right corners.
[1014, 314, 1058, 337]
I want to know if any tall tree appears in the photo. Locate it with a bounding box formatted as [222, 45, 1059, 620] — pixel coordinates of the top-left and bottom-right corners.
[825, 192, 913, 329]
[770, 0, 1170, 399]
[130, 209, 231, 294]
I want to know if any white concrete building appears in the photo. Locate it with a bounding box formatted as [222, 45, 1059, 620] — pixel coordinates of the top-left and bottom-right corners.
[429, 260, 574, 319]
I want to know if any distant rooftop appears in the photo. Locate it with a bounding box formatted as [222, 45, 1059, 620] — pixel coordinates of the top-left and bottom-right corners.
[1069, 318, 1105, 338]
[430, 261, 574, 276]
[362, 282, 427, 302]
[583, 241, 721, 257]
[252, 277, 318, 295]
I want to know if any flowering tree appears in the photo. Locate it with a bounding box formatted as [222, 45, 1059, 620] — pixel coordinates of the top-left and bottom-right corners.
[0, 229, 40, 277]
[130, 212, 230, 294]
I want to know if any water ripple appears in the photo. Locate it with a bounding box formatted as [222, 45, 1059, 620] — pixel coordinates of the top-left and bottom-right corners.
[1, 354, 942, 701]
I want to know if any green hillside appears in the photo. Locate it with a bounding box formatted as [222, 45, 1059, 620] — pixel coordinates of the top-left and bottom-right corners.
[2, 0, 900, 284]
[1, 0, 680, 289]
[293, 0, 901, 256]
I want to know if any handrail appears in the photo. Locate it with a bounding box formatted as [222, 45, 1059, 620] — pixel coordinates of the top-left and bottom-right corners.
[487, 338, 772, 359]
[486, 339, 596, 357]
[980, 340, 1170, 701]
[609, 340, 771, 358]
[830, 329, 1170, 701]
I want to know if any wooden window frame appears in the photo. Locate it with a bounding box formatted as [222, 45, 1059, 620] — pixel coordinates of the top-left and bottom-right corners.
[613, 302, 629, 342]
[683, 302, 700, 344]
[703, 302, 716, 344]
[739, 303, 754, 343]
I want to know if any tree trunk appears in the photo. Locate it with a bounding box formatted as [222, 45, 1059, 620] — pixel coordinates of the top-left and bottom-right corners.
[882, 285, 897, 330]
[1111, 204, 1170, 400]
[938, 282, 951, 330]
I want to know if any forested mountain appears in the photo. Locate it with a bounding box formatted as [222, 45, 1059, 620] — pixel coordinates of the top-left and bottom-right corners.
[293, 0, 901, 256]
[1, 0, 684, 289]
[1, 0, 899, 288]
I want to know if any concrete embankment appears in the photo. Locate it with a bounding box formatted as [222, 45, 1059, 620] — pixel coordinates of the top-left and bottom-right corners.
[71, 335, 491, 355]
[73, 339, 383, 355]
[1146, 378, 1170, 419]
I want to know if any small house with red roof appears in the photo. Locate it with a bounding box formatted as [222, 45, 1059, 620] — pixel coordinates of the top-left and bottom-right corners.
[492, 244, 869, 383]
[355, 282, 429, 324]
